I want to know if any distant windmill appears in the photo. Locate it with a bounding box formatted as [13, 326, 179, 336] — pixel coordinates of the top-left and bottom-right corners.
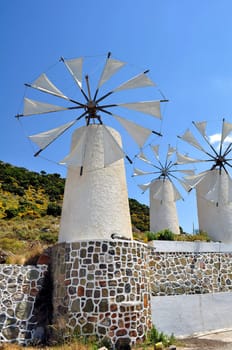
[133, 145, 193, 234]
[177, 119, 232, 243]
[16, 53, 167, 241]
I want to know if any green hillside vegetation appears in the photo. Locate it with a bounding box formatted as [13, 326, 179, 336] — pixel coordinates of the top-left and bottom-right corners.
[0, 161, 210, 263]
[0, 161, 149, 262]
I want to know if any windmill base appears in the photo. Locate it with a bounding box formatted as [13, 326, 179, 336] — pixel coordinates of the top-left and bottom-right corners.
[51, 240, 152, 346]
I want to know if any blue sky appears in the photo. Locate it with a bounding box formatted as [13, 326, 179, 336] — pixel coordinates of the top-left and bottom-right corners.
[1, 0, 232, 233]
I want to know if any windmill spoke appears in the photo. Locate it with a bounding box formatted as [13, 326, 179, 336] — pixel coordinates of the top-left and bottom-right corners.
[223, 142, 232, 157]
[95, 91, 114, 104]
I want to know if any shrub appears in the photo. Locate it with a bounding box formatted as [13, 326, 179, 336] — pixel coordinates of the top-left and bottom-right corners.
[46, 203, 62, 217]
[156, 229, 175, 241]
[146, 231, 157, 241]
[146, 229, 175, 241]
[4, 207, 19, 219]
[39, 231, 58, 244]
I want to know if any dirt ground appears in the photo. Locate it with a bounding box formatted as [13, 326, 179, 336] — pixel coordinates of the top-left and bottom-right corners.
[177, 331, 232, 350]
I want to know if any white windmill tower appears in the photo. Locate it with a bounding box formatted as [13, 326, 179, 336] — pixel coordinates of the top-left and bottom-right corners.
[16, 53, 167, 242]
[177, 119, 232, 243]
[133, 145, 192, 234]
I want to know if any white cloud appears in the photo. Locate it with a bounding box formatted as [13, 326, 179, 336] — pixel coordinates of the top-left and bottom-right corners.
[209, 133, 221, 144]
[209, 133, 232, 153]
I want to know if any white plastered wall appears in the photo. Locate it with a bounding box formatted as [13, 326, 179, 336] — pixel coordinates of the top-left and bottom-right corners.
[59, 125, 132, 242]
[196, 169, 232, 243]
[149, 179, 180, 234]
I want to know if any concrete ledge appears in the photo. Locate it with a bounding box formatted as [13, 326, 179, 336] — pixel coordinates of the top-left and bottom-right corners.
[148, 240, 232, 253]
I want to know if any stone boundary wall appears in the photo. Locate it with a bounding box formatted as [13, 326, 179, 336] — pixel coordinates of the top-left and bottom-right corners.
[1, 240, 232, 345]
[52, 240, 151, 345]
[0, 264, 48, 344]
[148, 241, 232, 296]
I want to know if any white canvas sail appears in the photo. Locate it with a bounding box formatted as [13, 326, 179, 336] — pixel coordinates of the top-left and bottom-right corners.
[59, 127, 88, 168]
[179, 169, 195, 175]
[63, 57, 83, 88]
[29, 120, 76, 150]
[176, 177, 192, 192]
[172, 183, 183, 201]
[222, 120, 232, 143]
[102, 126, 125, 166]
[152, 180, 182, 202]
[179, 129, 205, 151]
[97, 57, 126, 88]
[113, 114, 152, 148]
[120, 101, 161, 118]
[150, 145, 160, 159]
[30, 73, 67, 99]
[138, 182, 152, 192]
[167, 145, 176, 158]
[202, 170, 232, 204]
[133, 168, 155, 176]
[184, 171, 209, 189]
[176, 151, 202, 164]
[113, 72, 155, 92]
[193, 121, 207, 138]
[23, 98, 68, 116]
[137, 152, 153, 164]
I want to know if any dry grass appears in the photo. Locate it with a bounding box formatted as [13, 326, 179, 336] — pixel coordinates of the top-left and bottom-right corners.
[0, 342, 95, 350]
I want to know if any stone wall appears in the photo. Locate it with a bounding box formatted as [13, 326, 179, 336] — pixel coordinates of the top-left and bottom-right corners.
[0, 264, 48, 344]
[148, 241, 232, 296]
[1, 240, 232, 345]
[52, 240, 151, 345]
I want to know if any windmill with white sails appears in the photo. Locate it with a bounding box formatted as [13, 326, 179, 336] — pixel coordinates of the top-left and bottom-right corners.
[177, 119, 232, 243]
[133, 145, 192, 234]
[16, 53, 167, 242]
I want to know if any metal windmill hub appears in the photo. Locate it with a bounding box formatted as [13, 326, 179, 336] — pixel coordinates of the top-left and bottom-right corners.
[86, 100, 99, 119]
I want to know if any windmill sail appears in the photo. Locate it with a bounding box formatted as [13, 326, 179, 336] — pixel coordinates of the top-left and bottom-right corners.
[113, 72, 155, 92]
[222, 120, 232, 143]
[97, 57, 126, 88]
[29, 73, 68, 99]
[60, 125, 125, 170]
[133, 168, 156, 176]
[184, 171, 209, 189]
[137, 152, 153, 164]
[113, 114, 152, 148]
[150, 145, 160, 160]
[29, 120, 76, 151]
[23, 98, 68, 116]
[59, 127, 88, 168]
[176, 151, 202, 164]
[179, 129, 205, 151]
[193, 121, 207, 138]
[62, 57, 83, 88]
[167, 145, 176, 158]
[120, 101, 161, 118]
[102, 126, 125, 166]
[151, 180, 182, 202]
[138, 182, 152, 192]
